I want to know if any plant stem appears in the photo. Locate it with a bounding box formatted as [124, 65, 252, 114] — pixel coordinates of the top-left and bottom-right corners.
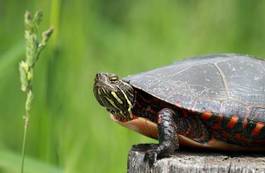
[21, 111, 29, 173]
[20, 86, 33, 173]
[19, 11, 53, 173]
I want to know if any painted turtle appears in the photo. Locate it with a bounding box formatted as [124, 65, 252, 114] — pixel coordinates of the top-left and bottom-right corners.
[93, 54, 265, 165]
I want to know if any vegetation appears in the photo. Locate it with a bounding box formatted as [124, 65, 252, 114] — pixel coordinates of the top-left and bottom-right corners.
[1, 1, 265, 172]
[19, 10, 53, 173]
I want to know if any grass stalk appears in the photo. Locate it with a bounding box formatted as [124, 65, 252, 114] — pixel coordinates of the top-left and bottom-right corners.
[19, 11, 53, 173]
[50, 0, 61, 46]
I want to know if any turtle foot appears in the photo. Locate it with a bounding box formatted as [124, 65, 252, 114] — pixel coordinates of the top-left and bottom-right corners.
[144, 150, 158, 166]
[143, 144, 159, 166]
[144, 147, 174, 167]
[143, 144, 171, 167]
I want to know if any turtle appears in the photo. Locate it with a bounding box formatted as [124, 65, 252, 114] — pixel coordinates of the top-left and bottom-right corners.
[93, 54, 265, 165]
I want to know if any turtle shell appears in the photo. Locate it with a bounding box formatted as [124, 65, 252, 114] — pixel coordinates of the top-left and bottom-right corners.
[124, 54, 265, 120]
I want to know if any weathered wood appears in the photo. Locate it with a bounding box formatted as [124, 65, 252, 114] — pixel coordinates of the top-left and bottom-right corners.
[128, 144, 265, 173]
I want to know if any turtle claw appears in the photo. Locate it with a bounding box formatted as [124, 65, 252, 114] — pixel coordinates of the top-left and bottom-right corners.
[144, 150, 158, 167]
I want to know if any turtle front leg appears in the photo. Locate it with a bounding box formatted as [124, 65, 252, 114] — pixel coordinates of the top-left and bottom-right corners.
[144, 108, 179, 166]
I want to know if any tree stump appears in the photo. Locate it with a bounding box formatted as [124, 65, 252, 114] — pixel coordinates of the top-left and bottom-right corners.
[128, 144, 265, 173]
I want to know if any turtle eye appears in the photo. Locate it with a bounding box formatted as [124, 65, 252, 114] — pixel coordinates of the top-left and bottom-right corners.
[109, 75, 118, 81]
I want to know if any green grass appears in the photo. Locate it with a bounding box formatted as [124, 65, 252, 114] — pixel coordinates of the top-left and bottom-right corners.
[1, 0, 265, 172]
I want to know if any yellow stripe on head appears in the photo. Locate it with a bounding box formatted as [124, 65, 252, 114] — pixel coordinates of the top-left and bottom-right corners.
[111, 91, 123, 104]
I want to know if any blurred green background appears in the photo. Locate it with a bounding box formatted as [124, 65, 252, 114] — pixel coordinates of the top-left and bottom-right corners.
[1, 0, 265, 172]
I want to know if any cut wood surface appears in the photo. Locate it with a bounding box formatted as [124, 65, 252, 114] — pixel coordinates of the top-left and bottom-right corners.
[128, 144, 265, 173]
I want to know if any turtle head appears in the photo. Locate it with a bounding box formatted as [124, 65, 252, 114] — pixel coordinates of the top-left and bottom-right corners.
[93, 72, 135, 121]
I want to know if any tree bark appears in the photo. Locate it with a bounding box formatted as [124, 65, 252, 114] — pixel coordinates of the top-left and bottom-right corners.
[128, 144, 265, 173]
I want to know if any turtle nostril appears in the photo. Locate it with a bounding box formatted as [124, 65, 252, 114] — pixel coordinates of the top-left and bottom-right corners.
[95, 73, 109, 81]
[95, 73, 102, 80]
